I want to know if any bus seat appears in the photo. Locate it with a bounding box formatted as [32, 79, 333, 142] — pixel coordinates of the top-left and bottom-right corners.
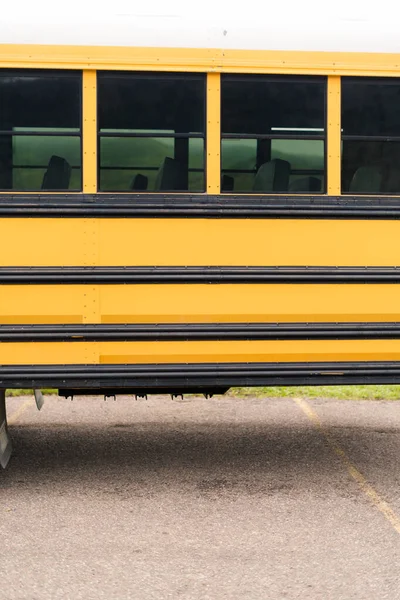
[154, 157, 186, 191]
[41, 155, 71, 190]
[349, 166, 382, 193]
[221, 174, 234, 191]
[289, 176, 321, 192]
[130, 173, 148, 191]
[253, 159, 290, 192]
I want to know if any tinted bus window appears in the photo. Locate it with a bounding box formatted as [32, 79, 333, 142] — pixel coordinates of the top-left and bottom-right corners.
[342, 78, 400, 194]
[98, 73, 206, 192]
[221, 75, 326, 193]
[0, 71, 82, 191]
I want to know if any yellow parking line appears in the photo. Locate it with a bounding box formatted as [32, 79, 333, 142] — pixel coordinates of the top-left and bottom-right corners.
[294, 397, 400, 536]
[7, 398, 35, 425]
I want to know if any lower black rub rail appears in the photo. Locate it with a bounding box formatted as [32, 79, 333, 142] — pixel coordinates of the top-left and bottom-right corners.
[3, 361, 400, 388]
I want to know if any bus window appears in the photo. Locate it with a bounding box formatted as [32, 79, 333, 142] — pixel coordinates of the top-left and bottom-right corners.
[98, 73, 205, 192]
[342, 78, 400, 194]
[0, 71, 81, 191]
[220, 139, 257, 192]
[221, 75, 326, 193]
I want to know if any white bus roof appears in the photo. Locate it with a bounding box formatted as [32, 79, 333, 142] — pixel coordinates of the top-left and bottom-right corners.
[1, 0, 400, 54]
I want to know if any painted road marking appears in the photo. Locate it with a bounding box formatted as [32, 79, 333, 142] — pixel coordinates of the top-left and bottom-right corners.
[294, 397, 400, 536]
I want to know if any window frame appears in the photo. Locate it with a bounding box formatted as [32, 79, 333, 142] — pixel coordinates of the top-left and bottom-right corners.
[220, 73, 327, 194]
[341, 76, 400, 195]
[96, 71, 207, 193]
[0, 69, 83, 192]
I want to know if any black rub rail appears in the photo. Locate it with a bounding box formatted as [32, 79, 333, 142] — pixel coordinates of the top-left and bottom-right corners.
[3, 362, 400, 388]
[2, 194, 400, 219]
[0, 266, 400, 284]
[3, 322, 400, 342]
[2, 266, 400, 284]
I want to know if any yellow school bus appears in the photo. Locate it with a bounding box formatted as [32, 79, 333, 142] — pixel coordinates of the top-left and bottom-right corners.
[1, 3, 400, 464]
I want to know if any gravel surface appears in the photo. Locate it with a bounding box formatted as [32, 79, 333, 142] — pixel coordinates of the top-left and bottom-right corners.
[1, 393, 400, 599]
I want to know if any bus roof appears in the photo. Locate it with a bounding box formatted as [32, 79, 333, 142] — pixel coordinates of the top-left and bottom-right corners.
[0, 0, 400, 54]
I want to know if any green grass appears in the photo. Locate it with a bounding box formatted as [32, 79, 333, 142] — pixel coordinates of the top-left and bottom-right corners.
[6, 385, 400, 400]
[229, 385, 400, 400]
[6, 389, 56, 397]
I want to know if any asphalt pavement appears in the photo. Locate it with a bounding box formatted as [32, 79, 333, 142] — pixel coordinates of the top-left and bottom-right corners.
[1, 392, 400, 599]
